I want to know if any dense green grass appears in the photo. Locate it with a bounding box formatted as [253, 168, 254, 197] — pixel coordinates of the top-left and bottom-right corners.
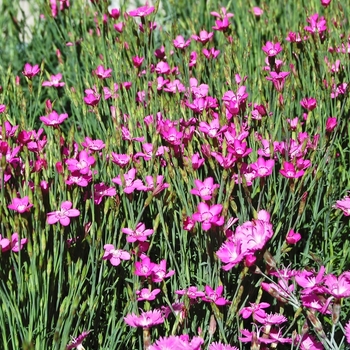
[0, 0, 349, 349]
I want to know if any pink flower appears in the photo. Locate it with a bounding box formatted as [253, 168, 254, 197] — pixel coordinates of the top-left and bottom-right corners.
[265, 71, 290, 92]
[345, 320, 350, 344]
[326, 117, 337, 132]
[252, 7, 263, 17]
[191, 30, 213, 44]
[83, 87, 100, 106]
[103, 244, 130, 266]
[304, 13, 327, 34]
[209, 342, 238, 350]
[279, 161, 304, 178]
[150, 335, 204, 350]
[8, 196, 33, 213]
[216, 238, 246, 270]
[110, 153, 131, 167]
[190, 177, 220, 201]
[300, 97, 317, 111]
[175, 286, 205, 299]
[202, 285, 229, 305]
[202, 47, 220, 59]
[250, 157, 275, 177]
[259, 312, 287, 325]
[66, 150, 95, 175]
[136, 288, 161, 301]
[0, 234, 10, 252]
[122, 222, 154, 243]
[128, 5, 155, 17]
[137, 175, 169, 195]
[173, 35, 191, 49]
[40, 110, 68, 126]
[66, 331, 90, 350]
[94, 65, 112, 79]
[22, 63, 40, 78]
[211, 7, 234, 32]
[0, 104, 6, 113]
[192, 202, 224, 231]
[134, 254, 156, 277]
[151, 259, 175, 283]
[42, 73, 65, 87]
[65, 172, 92, 187]
[10, 233, 28, 252]
[286, 229, 301, 244]
[47, 201, 80, 226]
[262, 41, 283, 57]
[93, 183, 116, 205]
[112, 168, 143, 194]
[321, 0, 331, 6]
[124, 309, 164, 328]
[81, 137, 105, 151]
[322, 272, 350, 298]
[333, 193, 350, 216]
[239, 302, 270, 322]
[191, 152, 205, 169]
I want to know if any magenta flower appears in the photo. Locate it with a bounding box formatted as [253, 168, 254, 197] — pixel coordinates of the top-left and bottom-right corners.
[262, 41, 283, 57]
[173, 35, 191, 49]
[94, 65, 112, 79]
[93, 183, 116, 205]
[22, 63, 40, 78]
[81, 137, 105, 152]
[151, 259, 175, 283]
[286, 229, 301, 244]
[110, 153, 131, 167]
[65, 172, 92, 187]
[333, 193, 350, 216]
[216, 239, 245, 270]
[10, 233, 28, 252]
[0, 234, 10, 252]
[112, 168, 143, 194]
[252, 7, 263, 17]
[47, 201, 80, 226]
[136, 288, 161, 301]
[137, 175, 169, 195]
[326, 117, 337, 132]
[40, 110, 68, 126]
[202, 47, 220, 59]
[83, 87, 100, 106]
[192, 202, 224, 231]
[265, 71, 290, 92]
[134, 254, 156, 277]
[295, 266, 326, 294]
[322, 272, 350, 298]
[190, 177, 220, 200]
[122, 222, 154, 243]
[150, 335, 204, 350]
[191, 152, 205, 169]
[250, 157, 275, 177]
[345, 320, 350, 344]
[175, 286, 205, 299]
[211, 7, 234, 32]
[304, 13, 327, 34]
[300, 97, 317, 111]
[191, 30, 213, 44]
[124, 309, 164, 328]
[128, 5, 155, 17]
[66, 330, 90, 350]
[0, 104, 6, 113]
[66, 150, 95, 175]
[42, 73, 65, 87]
[202, 285, 229, 305]
[103, 244, 130, 266]
[239, 302, 270, 322]
[279, 161, 304, 178]
[8, 196, 33, 213]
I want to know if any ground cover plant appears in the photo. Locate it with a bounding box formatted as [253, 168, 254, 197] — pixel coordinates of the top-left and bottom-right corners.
[0, 0, 350, 349]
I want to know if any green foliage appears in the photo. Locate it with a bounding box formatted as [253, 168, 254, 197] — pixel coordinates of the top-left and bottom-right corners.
[0, 0, 349, 349]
